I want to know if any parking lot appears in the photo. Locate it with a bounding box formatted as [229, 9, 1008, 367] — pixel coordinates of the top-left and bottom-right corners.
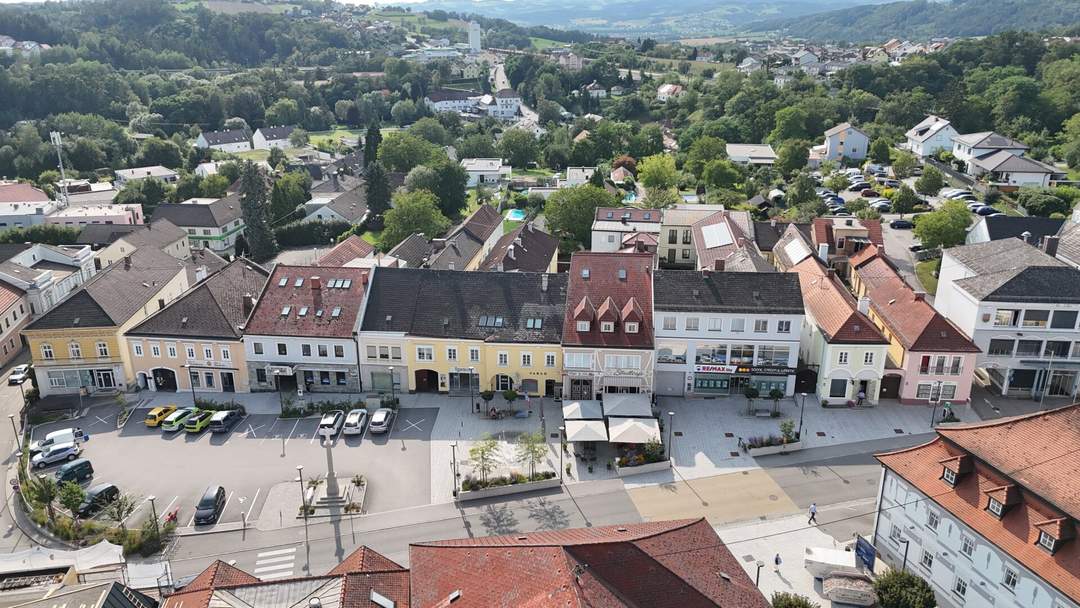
[28, 406, 438, 531]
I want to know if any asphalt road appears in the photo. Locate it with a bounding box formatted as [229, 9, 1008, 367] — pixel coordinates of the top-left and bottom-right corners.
[0, 356, 36, 554]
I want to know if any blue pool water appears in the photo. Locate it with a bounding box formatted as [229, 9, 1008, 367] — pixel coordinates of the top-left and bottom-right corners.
[623, 191, 637, 204]
[506, 209, 527, 221]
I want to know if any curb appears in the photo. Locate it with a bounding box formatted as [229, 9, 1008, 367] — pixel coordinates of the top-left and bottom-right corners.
[174, 521, 247, 537]
[4, 462, 76, 550]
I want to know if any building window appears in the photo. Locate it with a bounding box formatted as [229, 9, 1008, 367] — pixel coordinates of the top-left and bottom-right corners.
[498, 352, 509, 367]
[777, 320, 791, 333]
[1002, 567, 1018, 592]
[366, 345, 377, 359]
[447, 347, 458, 361]
[942, 467, 957, 486]
[987, 498, 1004, 517]
[133, 343, 144, 357]
[685, 318, 699, 331]
[334, 345, 345, 358]
[1038, 531, 1057, 553]
[926, 510, 940, 530]
[1017, 340, 1042, 357]
[662, 317, 676, 330]
[318, 345, 328, 357]
[953, 577, 967, 598]
[682, 229, 691, 244]
[919, 550, 934, 571]
[838, 351, 849, 365]
[1045, 341, 1071, 358]
[1051, 310, 1078, 329]
[545, 352, 557, 367]
[152, 344, 163, 357]
[204, 372, 215, 388]
[253, 342, 263, 355]
[681, 249, 691, 260]
[186, 345, 196, 359]
[319, 371, 331, 385]
[190, 371, 201, 388]
[576, 321, 590, 332]
[754, 319, 768, 333]
[416, 346, 434, 361]
[256, 369, 267, 383]
[960, 534, 974, 558]
[600, 321, 615, 333]
[668, 229, 677, 244]
[69, 342, 82, 359]
[949, 356, 962, 375]
[302, 344, 312, 357]
[756, 345, 790, 366]
[864, 352, 874, 366]
[277, 343, 287, 356]
[993, 309, 1019, 326]
[336, 372, 347, 386]
[565, 352, 591, 368]
[203, 346, 213, 360]
[730, 318, 745, 333]
[888, 524, 902, 543]
[604, 354, 641, 369]
[94, 342, 108, 357]
[987, 339, 1013, 356]
[40, 344, 53, 360]
[1022, 309, 1050, 328]
[521, 352, 532, 367]
[470, 347, 481, 362]
[221, 348, 231, 361]
[829, 378, 847, 398]
[625, 322, 639, 333]
[708, 318, 723, 331]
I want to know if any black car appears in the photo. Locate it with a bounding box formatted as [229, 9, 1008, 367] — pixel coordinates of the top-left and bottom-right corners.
[909, 244, 925, 252]
[193, 485, 226, 525]
[77, 483, 119, 518]
[890, 219, 914, 229]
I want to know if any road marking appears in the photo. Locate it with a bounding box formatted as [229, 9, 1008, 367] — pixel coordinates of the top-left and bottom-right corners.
[399, 418, 425, 433]
[253, 554, 294, 565]
[90, 415, 111, 427]
[244, 423, 263, 439]
[256, 547, 299, 558]
[253, 562, 294, 574]
[259, 570, 295, 580]
[285, 419, 301, 445]
[253, 546, 297, 579]
[123, 497, 151, 525]
[158, 496, 179, 522]
[259, 418, 282, 445]
[309, 423, 321, 444]
[219, 491, 235, 521]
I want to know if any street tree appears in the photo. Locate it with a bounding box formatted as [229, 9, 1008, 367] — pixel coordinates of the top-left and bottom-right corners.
[869, 138, 892, 164]
[515, 432, 548, 479]
[914, 166, 944, 195]
[914, 199, 971, 249]
[824, 173, 850, 193]
[105, 493, 138, 535]
[891, 184, 920, 216]
[58, 481, 86, 531]
[469, 435, 501, 485]
[239, 161, 278, 263]
[892, 151, 917, 178]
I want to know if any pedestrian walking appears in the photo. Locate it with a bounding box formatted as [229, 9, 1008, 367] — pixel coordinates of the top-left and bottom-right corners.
[856, 390, 866, 406]
[773, 553, 782, 572]
[808, 502, 818, 525]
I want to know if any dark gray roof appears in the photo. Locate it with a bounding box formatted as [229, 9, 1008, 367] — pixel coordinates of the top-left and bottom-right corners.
[0, 243, 32, 263]
[480, 222, 558, 272]
[980, 216, 1064, 243]
[387, 233, 432, 267]
[427, 89, 478, 102]
[753, 221, 812, 252]
[187, 248, 229, 285]
[653, 270, 804, 314]
[129, 259, 269, 339]
[152, 195, 243, 228]
[1056, 221, 1080, 265]
[953, 131, 1028, 150]
[973, 266, 1080, 303]
[74, 224, 144, 246]
[427, 204, 502, 270]
[947, 238, 1065, 275]
[312, 173, 364, 194]
[257, 126, 295, 140]
[26, 247, 187, 330]
[324, 186, 367, 223]
[360, 267, 567, 343]
[722, 246, 775, 273]
[200, 129, 249, 146]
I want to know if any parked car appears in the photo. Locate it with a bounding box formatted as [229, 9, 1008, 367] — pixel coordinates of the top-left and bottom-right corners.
[827, 196, 846, 206]
[945, 191, 974, 199]
[871, 202, 892, 212]
[209, 410, 242, 434]
[55, 458, 93, 483]
[77, 483, 119, 517]
[318, 410, 345, 439]
[861, 190, 881, 198]
[909, 244, 925, 252]
[975, 205, 998, 216]
[890, 219, 915, 229]
[29, 428, 88, 456]
[161, 407, 198, 432]
[369, 408, 395, 434]
[343, 409, 368, 435]
[144, 405, 177, 427]
[882, 179, 901, 188]
[834, 212, 853, 217]
[8, 364, 31, 385]
[32, 441, 80, 469]
[184, 411, 213, 433]
[848, 182, 870, 191]
[193, 485, 226, 525]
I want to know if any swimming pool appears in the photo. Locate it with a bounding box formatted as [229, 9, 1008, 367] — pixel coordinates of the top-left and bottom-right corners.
[506, 209, 527, 221]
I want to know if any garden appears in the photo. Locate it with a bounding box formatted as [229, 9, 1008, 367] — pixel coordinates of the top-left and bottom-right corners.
[461, 432, 557, 493]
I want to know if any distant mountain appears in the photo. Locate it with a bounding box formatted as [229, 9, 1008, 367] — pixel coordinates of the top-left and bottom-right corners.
[409, 0, 891, 39]
[748, 0, 1080, 43]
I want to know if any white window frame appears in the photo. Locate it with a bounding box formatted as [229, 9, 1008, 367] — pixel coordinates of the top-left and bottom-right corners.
[152, 344, 162, 358]
[416, 346, 434, 362]
[600, 321, 615, 333]
[1038, 531, 1057, 552]
[987, 498, 1004, 517]
[167, 344, 177, 358]
[730, 318, 745, 333]
[576, 321, 590, 332]
[469, 347, 481, 362]
[446, 346, 458, 361]
[960, 534, 975, 558]
[97, 342, 110, 358]
[953, 577, 967, 598]
[926, 510, 940, 530]
[777, 320, 791, 333]
[521, 352, 532, 367]
[942, 467, 957, 485]
[754, 319, 768, 333]
[864, 351, 874, 365]
[708, 318, 723, 332]
[186, 345, 196, 359]
[838, 351, 849, 365]
[545, 352, 557, 368]
[221, 347, 231, 361]
[1002, 566, 1018, 592]
[203, 346, 213, 360]
[919, 549, 934, 571]
[40, 343, 53, 360]
[662, 316, 676, 330]
[685, 317, 699, 331]
[625, 322, 639, 334]
[498, 351, 509, 367]
[133, 343, 144, 357]
[69, 342, 82, 360]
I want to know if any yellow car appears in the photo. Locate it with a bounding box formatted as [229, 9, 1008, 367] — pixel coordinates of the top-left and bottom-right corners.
[184, 411, 213, 434]
[145, 405, 178, 427]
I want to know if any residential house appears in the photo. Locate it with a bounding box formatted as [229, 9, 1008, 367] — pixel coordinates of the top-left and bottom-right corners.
[591, 207, 663, 253]
[610, 85, 626, 96]
[562, 252, 655, 399]
[692, 210, 762, 272]
[252, 126, 295, 150]
[584, 81, 607, 99]
[1055, 206, 1080, 269]
[125, 259, 268, 394]
[45, 203, 143, 227]
[753, 218, 812, 265]
[461, 158, 511, 187]
[561, 166, 596, 187]
[557, 51, 584, 71]
[0, 242, 95, 318]
[874, 406, 1080, 608]
[965, 215, 1064, 247]
[659, 204, 725, 267]
[479, 222, 558, 273]
[195, 130, 251, 153]
[968, 151, 1060, 188]
[726, 143, 777, 166]
[849, 246, 980, 404]
[905, 115, 958, 159]
[933, 238, 1080, 399]
[0, 283, 28, 367]
[610, 166, 633, 184]
[316, 234, 376, 267]
[387, 233, 433, 268]
[426, 204, 503, 270]
[951, 132, 1028, 175]
[654, 270, 804, 397]
[792, 49, 819, 65]
[358, 267, 566, 396]
[489, 88, 521, 120]
[113, 166, 179, 187]
[819, 122, 870, 162]
[88, 219, 190, 271]
[810, 217, 884, 273]
[736, 56, 762, 74]
[194, 161, 222, 179]
[299, 183, 368, 226]
[656, 83, 684, 102]
[244, 266, 368, 394]
[791, 256, 890, 405]
[152, 195, 245, 254]
[22, 247, 190, 397]
[0, 182, 60, 230]
[424, 89, 479, 113]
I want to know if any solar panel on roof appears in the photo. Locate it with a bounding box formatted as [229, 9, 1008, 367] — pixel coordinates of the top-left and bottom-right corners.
[701, 223, 733, 249]
[783, 238, 812, 265]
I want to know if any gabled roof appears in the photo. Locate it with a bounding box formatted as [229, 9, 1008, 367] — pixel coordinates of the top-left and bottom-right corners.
[359, 267, 567, 343]
[971, 150, 1057, 174]
[824, 122, 868, 138]
[494, 88, 519, 98]
[409, 518, 769, 608]
[426, 88, 478, 102]
[947, 238, 1080, 302]
[244, 265, 368, 339]
[323, 186, 368, 223]
[426, 204, 501, 270]
[978, 215, 1064, 243]
[947, 237, 1064, 275]
[199, 129, 249, 146]
[127, 259, 268, 340]
[905, 114, 953, 142]
[387, 233, 433, 268]
[953, 131, 1029, 150]
[479, 222, 558, 272]
[152, 194, 243, 228]
[792, 256, 887, 344]
[0, 182, 50, 203]
[563, 252, 654, 349]
[654, 270, 803, 315]
[754, 221, 812, 252]
[317, 235, 375, 267]
[255, 125, 295, 140]
[692, 211, 754, 271]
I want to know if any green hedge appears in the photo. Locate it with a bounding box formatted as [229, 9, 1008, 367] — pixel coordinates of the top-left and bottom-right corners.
[273, 220, 351, 247]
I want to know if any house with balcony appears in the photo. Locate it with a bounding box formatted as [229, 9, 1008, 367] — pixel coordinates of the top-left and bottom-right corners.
[933, 238, 1080, 399]
[21, 247, 190, 397]
[849, 246, 980, 404]
[653, 270, 804, 398]
[951, 131, 1028, 175]
[904, 115, 957, 159]
[125, 259, 268, 394]
[810, 217, 884, 273]
[0, 242, 95, 318]
[813, 122, 869, 164]
[153, 195, 245, 254]
[658, 205, 754, 269]
[561, 252, 655, 400]
[874, 405, 1080, 608]
[358, 267, 566, 397]
[591, 208, 663, 254]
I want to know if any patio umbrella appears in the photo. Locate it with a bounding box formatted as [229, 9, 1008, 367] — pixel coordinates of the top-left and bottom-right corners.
[606, 417, 661, 444]
[562, 400, 603, 420]
[601, 394, 652, 418]
[564, 419, 608, 442]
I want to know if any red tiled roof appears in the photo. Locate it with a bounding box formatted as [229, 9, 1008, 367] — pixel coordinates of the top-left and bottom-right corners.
[0, 182, 49, 203]
[854, 252, 979, 353]
[877, 409, 1080, 604]
[161, 560, 259, 608]
[409, 519, 769, 608]
[812, 218, 832, 250]
[329, 545, 407, 576]
[318, 234, 375, 267]
[863, 219, 884, 249]
[792, 256, 887, 344]
[0, 282, 25, 312]
[692, 211, 754, 271]
[244, 265, 368, 338]
[563, 252, 654, 348]
[341, 572, 412, 608]
[811, 218, 884, 254]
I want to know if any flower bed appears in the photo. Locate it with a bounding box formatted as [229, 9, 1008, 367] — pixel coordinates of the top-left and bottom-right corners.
[613, 458, 671, 477]
[744, 430, 803, 456]
[457, 471, 560, 501]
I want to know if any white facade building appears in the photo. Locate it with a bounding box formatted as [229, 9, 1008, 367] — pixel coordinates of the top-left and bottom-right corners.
[467, 21, 481, 53]
[252, 126, 295, 150]
[460, 158, 511, 187]
[590, 207, 662, 253]
[0, 243, 95, 318]
[823, 122, 870, 162]
[905, 115, 958, 159]
[195, 130, 251, 153]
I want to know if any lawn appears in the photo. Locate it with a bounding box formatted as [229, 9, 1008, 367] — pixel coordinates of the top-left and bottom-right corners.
[511, 168, 555, 177]
[915, 258, 940, 295]
[308, 127, 365, 148]
[360, 230, 380, 246]
[530, 37, 563, 51]
[646, 57, 732, 76]
[235, 149, 270, 161]
[991, 201, 1025, 217]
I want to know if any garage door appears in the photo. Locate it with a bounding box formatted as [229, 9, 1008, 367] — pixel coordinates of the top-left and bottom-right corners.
[655, 371, 685, 396]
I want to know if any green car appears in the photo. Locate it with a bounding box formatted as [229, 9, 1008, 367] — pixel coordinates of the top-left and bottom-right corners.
[161, 407, 198, 432]
[184, 411, 213, 433]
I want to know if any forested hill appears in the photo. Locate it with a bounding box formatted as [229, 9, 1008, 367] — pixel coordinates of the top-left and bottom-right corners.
[749, 0, 1080, 43]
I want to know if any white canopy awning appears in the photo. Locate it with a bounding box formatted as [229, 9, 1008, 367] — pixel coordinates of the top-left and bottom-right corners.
[562, 400, 603, 420]
[607, 417, 661, 444]
[0, 541, 124, 576]
[602, 393, 652, 418]
[564, 419, 608, 442]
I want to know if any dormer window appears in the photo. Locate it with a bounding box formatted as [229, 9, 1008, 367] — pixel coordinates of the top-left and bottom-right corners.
[1038, 531, 1057, 553]
[987, 498, 1004, 518]
[576, 321, 590, 332]
[625, 322, 639, 333]
[942, 467, 957, 486]
[600, 321, 615, 333]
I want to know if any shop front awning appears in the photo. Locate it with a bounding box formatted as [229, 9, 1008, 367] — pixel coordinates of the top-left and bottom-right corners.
[563, 400, 603, 420]
[607, 417, 661, 444]
[602, 393, 652, 418]
[565, 419, 608, 442]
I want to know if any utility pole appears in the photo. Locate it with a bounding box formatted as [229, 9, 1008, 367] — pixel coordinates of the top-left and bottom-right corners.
[49, 131, 70, 208]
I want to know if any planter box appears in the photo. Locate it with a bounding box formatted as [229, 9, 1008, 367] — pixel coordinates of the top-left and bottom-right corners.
[747, 440, 804, 457]
[613, 458, 672, 477]
[456, 477, 561, 501]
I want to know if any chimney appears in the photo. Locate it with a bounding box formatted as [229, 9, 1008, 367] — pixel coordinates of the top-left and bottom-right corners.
[123, 255, 132, 270]
[714, 259, 725, 272]
[311, 275, 322, 310]
[507, 244, 515, 260]
[331, 171, 340, 191]
[770, 217, 777, 228]
[1021, 230, 1032, 244]
[826, 268, 835, 280]
[1043, 235, 1060, 258]
[914, 291, 926, 301]
[242, 293, 254, 317]
[621, 216, 628, 225]
[817, 243, 829, 262]
[857, 296, 870, 315]
[541, 274, 548, 292]
[701, 268, 710, 278]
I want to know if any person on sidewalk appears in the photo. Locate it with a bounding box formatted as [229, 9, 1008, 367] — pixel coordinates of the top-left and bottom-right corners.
[773, 553, 782, 573]
[856, 390, 866, 406]
[808, 502, 818, 525]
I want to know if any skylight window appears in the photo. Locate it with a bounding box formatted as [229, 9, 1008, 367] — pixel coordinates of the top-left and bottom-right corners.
[526, 318, 543, 329]
[298, 307, 308, 317]
[278, 277, 288, 287]
[281, 306, 291, 316]
[342, 279, 352, 288]
[331, 307, 342, 318]
[294, 278, 304, 287]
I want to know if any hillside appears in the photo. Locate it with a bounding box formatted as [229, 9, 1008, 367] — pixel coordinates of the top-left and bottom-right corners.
[749, 0, 1080, 42]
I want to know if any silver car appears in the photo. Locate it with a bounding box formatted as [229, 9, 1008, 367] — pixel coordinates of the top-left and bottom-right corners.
[32, 441, 80, 469]
[368, 408, 395, 434]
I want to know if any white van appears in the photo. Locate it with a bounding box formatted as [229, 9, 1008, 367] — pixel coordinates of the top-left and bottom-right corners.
[29, 427, 88, 456]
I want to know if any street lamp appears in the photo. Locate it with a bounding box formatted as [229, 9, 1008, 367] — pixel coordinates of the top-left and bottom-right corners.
[797, 392, 807, 441]
[469, 366, 476, 413]
[388, 366, 396, 402]
[147, 495, 160, 541]
[558, 426, 565, 482]
[667, 411, 675, 458]
[450, 442, 459, 497]
[755, 560, 765, 587]
[296, 465, 307, 520]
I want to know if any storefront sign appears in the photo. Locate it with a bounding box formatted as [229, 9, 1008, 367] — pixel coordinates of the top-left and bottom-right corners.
[693, 364, 796, 376]
[694, 364, 737, 374]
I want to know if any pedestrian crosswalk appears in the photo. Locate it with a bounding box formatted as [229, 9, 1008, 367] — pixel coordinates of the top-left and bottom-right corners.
[252, 546, 298, 580]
